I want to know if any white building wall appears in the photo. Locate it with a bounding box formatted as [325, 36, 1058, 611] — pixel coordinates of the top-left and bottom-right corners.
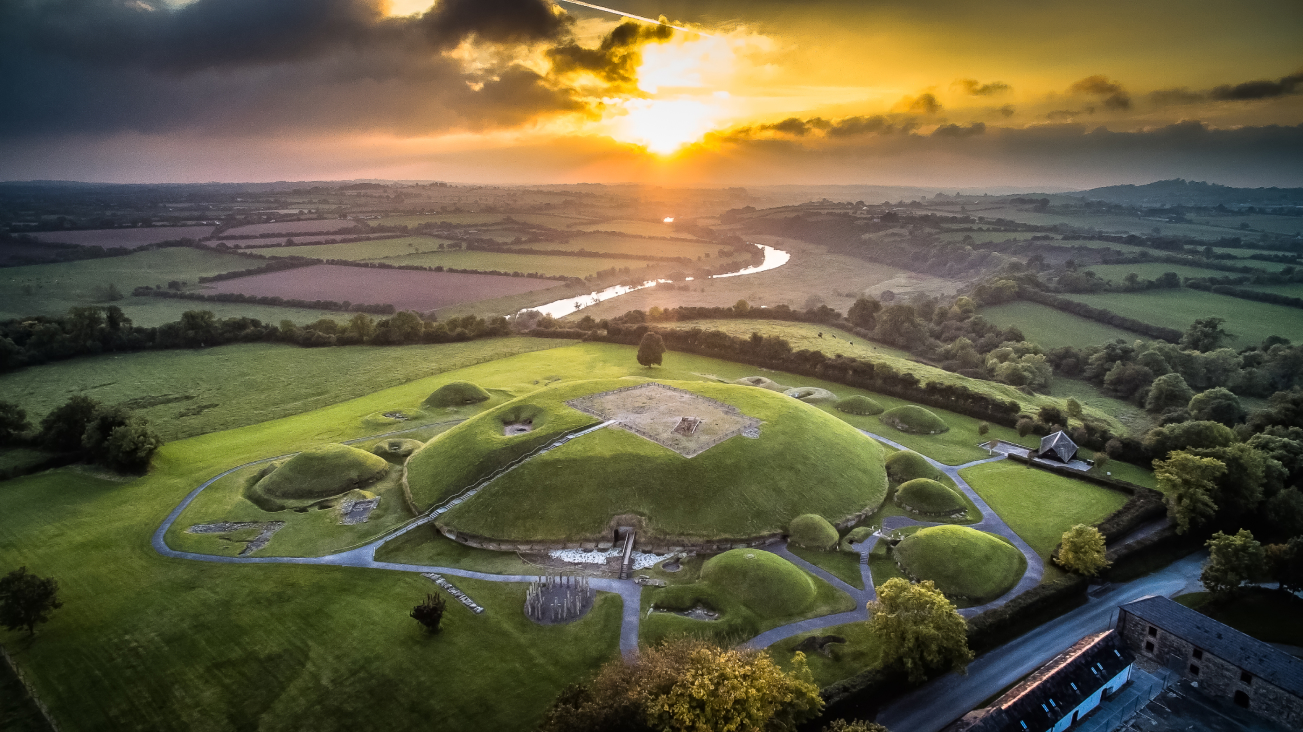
[1046, 665, 1133, 732]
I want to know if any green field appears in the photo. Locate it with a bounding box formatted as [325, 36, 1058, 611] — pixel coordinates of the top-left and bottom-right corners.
[1186, 214, 1303, 236]
[1061, 289, 1303, 348]
[958, 461, 1129, 559]
[945, 208, 1249, 240]
[1086, 262, 1289, 282]
[518, 232, 717, 259]
[979, 301, 1139, 349]
[770, 620, 882, 688]
[1245, 282, 1303, 298]
[0, 338, 571, 442]
[375, 213, 521, 227]
[569, 219, 697, 238]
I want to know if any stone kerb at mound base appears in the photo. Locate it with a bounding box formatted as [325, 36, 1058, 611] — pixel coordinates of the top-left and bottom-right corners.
[565, 382, 761, 458]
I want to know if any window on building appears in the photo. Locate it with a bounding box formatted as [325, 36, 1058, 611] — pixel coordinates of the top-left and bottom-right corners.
[1234, 691, 1250, 708]
[1019, 722, 1027, 731]
[1145, 641, 1155, 653]
[1147, 626, 1157, 637]
[1193, 649, 1203, 660]
[1241, 671, 1253, 685]
[1189, 664, 1200, 675]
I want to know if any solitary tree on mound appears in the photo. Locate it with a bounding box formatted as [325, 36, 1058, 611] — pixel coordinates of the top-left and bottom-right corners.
[1056, 524, 1111, 576]
[636, 332, 666, 368]
[411, 592, 447, 632]
[866, 579, 972, 683]
[0, 567, 63, 638]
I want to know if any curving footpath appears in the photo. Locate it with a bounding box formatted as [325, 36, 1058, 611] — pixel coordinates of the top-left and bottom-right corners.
[154, 421, 1046, 659]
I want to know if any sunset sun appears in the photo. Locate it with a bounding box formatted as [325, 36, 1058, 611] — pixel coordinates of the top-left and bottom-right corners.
[612, 98, 720, 154]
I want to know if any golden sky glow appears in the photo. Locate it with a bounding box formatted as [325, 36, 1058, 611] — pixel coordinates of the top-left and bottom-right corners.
[1, 0, 1301, 186]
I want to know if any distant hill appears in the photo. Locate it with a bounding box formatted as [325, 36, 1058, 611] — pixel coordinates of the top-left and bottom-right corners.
[1078, 179, 1303, 208]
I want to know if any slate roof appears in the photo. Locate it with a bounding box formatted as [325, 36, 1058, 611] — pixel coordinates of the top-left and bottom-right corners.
[1120, 595, 1303, 697]
[1038, 430, 1078, 463]
[959, 630, 1134, 732]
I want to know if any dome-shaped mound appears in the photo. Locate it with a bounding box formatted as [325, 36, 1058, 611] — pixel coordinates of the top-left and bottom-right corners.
[836, 395, 884, 416]
[789, 514, 839, 550]
[700, 549, 815, 616]
[880, 405, 949, 434]
[784, 387, 836, 403]
[735, 376, 788, 392]
[416, 379, 889, 544]
[424, 381, 491, 408]
[894, 526, 1025, 604]
[895, 478, 965, 516]
[371, 438, 423, 463]
[250, 444, 390, 508]
[884, 450, 943, 484]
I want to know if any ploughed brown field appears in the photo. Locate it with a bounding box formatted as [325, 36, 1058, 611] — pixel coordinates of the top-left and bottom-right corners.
[27, 225, 215, 248]
[222, 220, 361, 236]
[205, 264, 558, 311]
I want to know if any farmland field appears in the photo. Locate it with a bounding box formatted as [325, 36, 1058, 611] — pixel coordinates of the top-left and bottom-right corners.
[204, 264, 561, 311]
[371, 250, 662, 278]
[1187, 214, 1303, 236]
[376, 213, 522, 227]
[980, 301, 1139, 348]
[1244, 282, 1303, 298]
[1085, 262, 1289, 282]
[516, 232, 717, 259]
[222, 220, 361, 236]
[25, 226, 215, 247]
[246, 236, 458, 261]
[214, 233, 391, 246]
[1061, 289, 1303, 348]
[568, 219, 698, 237]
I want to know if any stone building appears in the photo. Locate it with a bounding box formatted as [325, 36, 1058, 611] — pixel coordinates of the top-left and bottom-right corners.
[951, 630, 1134, 732]
[1116, 595, 1303, 729]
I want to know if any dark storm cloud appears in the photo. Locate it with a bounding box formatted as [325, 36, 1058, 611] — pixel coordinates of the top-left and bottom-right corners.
[903, 93, 943, 114]
[1068, 75, 1131, 110]
[951, 78, 1011, 96]
[1149, 87, 1206, 105]
[547, 20, 672, 84]
[725, 114, 918, 140]
[997, 105, 1016, 117]
[932, 122, 985, 137]
[0, 0, 661, 139]
[1210, 70, 1303, 100]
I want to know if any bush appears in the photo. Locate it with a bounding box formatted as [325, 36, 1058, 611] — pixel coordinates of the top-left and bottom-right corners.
[885, 450, 943, 484]
[880, 405, 949, 435]
[789, 514, 839, 550]
[424, 381, 491, 408]
[39, 395, 101, 451]
[895, 478, 965, 516]
[0, 401, 29, 444]
[835, 395, 884, 416]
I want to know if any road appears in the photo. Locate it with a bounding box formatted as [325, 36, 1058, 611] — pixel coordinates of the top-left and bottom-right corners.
[875, 551, 1208, 732]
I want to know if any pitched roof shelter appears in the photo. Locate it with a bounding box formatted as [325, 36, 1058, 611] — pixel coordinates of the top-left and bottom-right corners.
[1037, 430, 1078, 463]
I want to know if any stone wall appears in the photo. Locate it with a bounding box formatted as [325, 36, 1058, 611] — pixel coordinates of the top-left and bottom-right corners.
[1118, 609, 1303, 729]
[436, 524, 785, 554]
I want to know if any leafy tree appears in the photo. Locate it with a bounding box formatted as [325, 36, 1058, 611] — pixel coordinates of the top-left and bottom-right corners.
[1092, 452, 1110, 474]
[1263, 488, 1303, 542]
[1247, 388, 1303, 433]
[389, 311, 424, 343]
[347, 312, 376, 341]
[977, 421, 990, 436]
[823, 722, 890, 732]
[103, 417, 163, 472]
[1201, 529, 1266, 598]
[1065, 398, 1083, 420]
[1016, 417, 1034, 437]
[1142, 420, 1236, 459]
[179, 309, 218, 347]
[1102, 361, 1154, 401]
[1247, 431, 1303, 485]
[847, 297, 882, 330]
[81, 404, 131, 463]
[39, 395, 101, 452]
[1188, 387, 1246, 426]
[1181, 317, 1233, 352]
[538, 639, 821, 732]
[1155, 452, 1226, 534]
[0, 401, 30, 444]
[411, 593, 446, 632]
[1267, 536, 1303, 595]
[873, 304, 926, 348]
[1056, 524, 1111, 576]
[0, 567, 62, 637]
[637, 332, 666, 367]
[1144, 373, 1195, 414]
[866, 578, 972, 683]
[1188, 443, 1271, 521]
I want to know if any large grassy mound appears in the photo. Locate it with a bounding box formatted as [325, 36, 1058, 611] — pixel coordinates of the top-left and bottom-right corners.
[248, 444, 390, 510]
[836, 395, 884, 416]
[894, 526, 1025, 604]
[789, 514, 839, 550]
[884, 450, 943, 484]
[894, 479, 965, 516]
[424, 381, 492, 408]
[880, 405, 949, 435]
[417, 379, 888, 542]
[698, 549, 816, 616]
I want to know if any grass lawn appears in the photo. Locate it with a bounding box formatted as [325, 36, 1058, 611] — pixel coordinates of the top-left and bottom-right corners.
[1175, 589, 1303, 646]
[980, 301, 1146, 349]
[770, 621, 882, 689]
[789, 546, 864, 589]
[958, 461, 1129, 559]
[1061, 289, 1303, 348]
[521, 232, 715, 259]
[1087, 262, 1290, 282]
[0, 656, 50, 732]
[569, 220, 698, 238]
[1048, 376, 1154, 438]
[0, 338, 570, 442]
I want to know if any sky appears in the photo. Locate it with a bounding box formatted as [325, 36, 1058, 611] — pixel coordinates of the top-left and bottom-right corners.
[0, 0, 1301, 188]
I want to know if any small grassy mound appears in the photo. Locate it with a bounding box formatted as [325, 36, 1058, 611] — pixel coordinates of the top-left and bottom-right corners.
[250, 444, 390, 509]
[894, 526, 1025, 604]
[371, 438, 424, 463]
[424, 381, 492, 408]
[784, 387, 836, 403]
[789, 514, 839, 550]
[735, 376, 788, 391]
[699, 549, 817, 617]
[835, 395, 884, 416]
[884, 450, 943, 484]
[895, 478, 965, 516]
[880, 405, 949, 435]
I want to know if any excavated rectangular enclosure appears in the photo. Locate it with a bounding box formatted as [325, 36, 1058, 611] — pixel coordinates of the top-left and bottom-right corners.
[565, 383, 760, 458]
